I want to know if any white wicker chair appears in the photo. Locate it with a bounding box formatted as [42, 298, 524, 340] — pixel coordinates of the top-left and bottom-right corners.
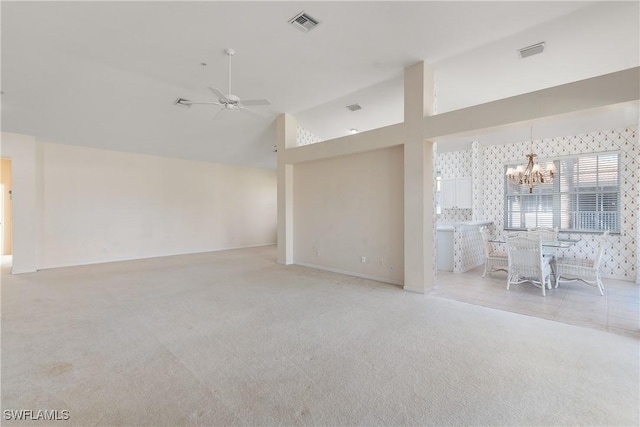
[506, 234, 553, 296]
[527, 227, 559, 243]
[479, 226, 508, 277]
[528, 227, 559, 277]
[554, 231, 610, 295]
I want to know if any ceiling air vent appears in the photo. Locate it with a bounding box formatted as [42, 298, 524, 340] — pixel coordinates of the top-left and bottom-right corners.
[288, 11, 320, 33]
[346, 103, 362, 112]
[518, 42, 546, 59]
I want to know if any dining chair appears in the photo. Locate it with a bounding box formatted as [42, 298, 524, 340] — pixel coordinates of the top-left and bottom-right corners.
[528, 226, 559, 279]
[479, 226, 508, 277]
[554, 230, 610, 295]
[506, 233, 553, 296]
[527, 227, 559, 243]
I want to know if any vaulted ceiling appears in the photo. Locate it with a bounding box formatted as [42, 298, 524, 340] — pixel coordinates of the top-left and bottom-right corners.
[2, 2, 638, 168]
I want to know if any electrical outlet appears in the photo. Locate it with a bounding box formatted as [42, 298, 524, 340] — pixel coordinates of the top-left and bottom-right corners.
[361, 256, 366, 263]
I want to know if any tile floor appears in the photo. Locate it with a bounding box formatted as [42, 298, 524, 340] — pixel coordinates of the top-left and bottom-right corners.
[432, 265, 640, 338]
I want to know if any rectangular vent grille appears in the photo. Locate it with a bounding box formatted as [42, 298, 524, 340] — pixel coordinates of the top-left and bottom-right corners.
[346, 103, 362, 112]
[518, 42, 546, 59]
[288, 11, 320, 33]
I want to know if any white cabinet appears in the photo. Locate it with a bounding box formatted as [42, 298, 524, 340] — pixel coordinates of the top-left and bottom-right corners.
[440, 178, 472, 209]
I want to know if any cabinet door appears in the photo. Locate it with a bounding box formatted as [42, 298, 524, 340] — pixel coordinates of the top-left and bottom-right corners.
[456, 177, 473, 209]
[440, 179, 456, 209]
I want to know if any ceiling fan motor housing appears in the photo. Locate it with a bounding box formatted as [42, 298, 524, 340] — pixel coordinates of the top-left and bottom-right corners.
[175, 48, 269, 116]
[221, 94, 241, 109]
[225, 94, 240, 103]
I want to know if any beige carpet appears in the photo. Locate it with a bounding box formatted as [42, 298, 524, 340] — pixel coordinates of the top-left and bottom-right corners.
[1, 246, 638, 426]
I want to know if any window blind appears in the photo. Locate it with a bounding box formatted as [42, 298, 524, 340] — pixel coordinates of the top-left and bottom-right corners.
[504, 152, 620, 233]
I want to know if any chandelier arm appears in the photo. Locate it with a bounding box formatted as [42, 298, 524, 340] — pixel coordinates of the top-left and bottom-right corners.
[507, 135, 554, 194]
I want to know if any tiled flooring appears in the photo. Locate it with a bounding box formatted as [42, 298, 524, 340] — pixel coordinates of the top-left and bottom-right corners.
[432, 266, 640, 338]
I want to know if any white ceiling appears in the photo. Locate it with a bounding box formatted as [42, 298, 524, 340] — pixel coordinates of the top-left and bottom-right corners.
[2, 1, 639, 169]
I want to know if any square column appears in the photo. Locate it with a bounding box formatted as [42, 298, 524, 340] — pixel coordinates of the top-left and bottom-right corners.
[276, 114, 296, 265]
[403, 62, 436, 293]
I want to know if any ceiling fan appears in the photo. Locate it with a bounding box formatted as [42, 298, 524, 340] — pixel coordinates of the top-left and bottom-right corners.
[175, 48, 270, 119]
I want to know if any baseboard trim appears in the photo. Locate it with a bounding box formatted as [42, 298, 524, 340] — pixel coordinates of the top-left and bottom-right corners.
[294, 262, 403, 286]
[403, 286, 426, 294]
[34, 242, 277, 272]
[219, 242, 276, 251]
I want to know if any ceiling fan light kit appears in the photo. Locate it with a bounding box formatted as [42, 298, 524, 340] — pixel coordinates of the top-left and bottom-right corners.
[176, 48, 270, 119]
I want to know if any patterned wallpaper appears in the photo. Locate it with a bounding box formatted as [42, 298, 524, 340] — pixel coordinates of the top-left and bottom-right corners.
[480, 127, 638, 282]
[436, 149, 472, 222]
[471, 141, 484, 221]
[296, 126, 323, 147]
[453, 225, 485, 273]
[440, 208, 472, 222]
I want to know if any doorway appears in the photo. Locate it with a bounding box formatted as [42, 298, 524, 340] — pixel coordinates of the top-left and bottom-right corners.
[1, 158, 13, 256]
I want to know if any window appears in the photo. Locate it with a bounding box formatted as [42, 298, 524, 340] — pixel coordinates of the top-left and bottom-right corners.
[505, 152, 620, 233]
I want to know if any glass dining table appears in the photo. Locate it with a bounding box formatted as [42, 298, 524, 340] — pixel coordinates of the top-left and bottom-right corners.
[489, 237, 580, 286]
[489, 238, 580, 248]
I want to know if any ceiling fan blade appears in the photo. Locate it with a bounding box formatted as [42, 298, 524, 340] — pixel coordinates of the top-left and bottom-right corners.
[240, 99, 271, 106]
[208, 87, 229, 102]
[184, 100, 223, 106]
[238, 106, 266, 119]
[212, 107, 229, 120]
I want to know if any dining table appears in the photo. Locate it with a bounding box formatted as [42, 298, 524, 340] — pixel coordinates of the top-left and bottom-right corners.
[489, 237, 581, 286]
[489, 238, 580, 248]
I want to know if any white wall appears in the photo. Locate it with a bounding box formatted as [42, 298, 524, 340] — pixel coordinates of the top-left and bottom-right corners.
[293, 146, 404, 284]
[434, 2, 640, 114]
[1, 133, 40, 273]
[2, 133, 277, 271]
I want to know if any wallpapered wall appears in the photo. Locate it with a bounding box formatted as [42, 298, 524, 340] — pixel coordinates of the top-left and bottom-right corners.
[296, 126, 323, 146]
[436, 149, 473, 222]
[452, 226, 485, 273]
[442, 126, 637, 282]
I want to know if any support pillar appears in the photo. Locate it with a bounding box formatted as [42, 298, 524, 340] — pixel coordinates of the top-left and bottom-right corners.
[403, 62, 436, 293]
[276, 114, 296, 265]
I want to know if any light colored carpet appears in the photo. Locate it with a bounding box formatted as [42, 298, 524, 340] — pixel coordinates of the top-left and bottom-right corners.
[1, 246, 638, 426]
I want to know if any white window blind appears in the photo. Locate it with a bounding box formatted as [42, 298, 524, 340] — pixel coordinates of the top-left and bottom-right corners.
[504, 152, 620, 233]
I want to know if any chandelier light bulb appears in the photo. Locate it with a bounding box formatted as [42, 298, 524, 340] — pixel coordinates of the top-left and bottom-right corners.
[506, 127, 555, 193]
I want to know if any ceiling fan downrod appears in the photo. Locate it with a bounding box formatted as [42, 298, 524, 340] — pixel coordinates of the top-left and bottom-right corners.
[224, 48, 235, 96]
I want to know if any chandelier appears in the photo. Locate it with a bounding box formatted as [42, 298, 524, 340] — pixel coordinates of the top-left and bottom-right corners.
[505, 128, 556, 194]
